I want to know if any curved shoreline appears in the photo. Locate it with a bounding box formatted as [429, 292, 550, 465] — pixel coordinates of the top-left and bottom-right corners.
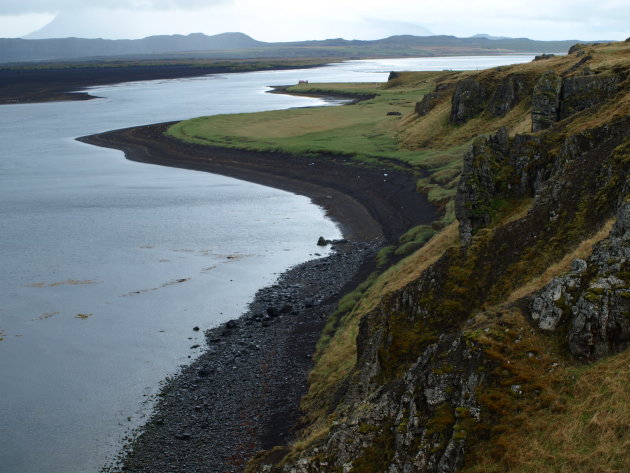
[78, 123, 435, 245]
[80, 124, 436, 472]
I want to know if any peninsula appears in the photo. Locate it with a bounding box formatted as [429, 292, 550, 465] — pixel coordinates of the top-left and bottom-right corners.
[83, 40, 629, 473]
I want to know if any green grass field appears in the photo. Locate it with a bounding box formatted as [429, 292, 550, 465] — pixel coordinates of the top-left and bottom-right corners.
[167, 77, 439, 163]
[166, 71, 477, 229]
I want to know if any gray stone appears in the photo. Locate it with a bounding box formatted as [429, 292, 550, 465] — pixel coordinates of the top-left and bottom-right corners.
[570, 258, 588, 274]
[530, 197, 630, 361]
[559, 74, 620, 120]
[416, 91, 440, 116]
[449, 78, 490, 125]
[487, 74, 527, 117]
[531, 70, 562, 132]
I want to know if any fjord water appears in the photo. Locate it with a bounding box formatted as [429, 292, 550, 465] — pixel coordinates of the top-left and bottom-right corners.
[0, 55, 534, 473]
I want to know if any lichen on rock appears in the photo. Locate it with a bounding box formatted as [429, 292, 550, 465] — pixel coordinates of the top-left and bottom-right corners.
[449, 78, 490, 125]
[530, 194, 630, 361]
[531, 70, 562, 132]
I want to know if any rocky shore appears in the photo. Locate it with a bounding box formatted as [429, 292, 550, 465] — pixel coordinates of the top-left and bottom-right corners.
[104, 240, 380, 472]
[81, 123, 435, 472]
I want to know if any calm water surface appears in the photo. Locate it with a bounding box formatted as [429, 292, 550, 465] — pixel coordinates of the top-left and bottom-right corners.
[0, 55, 534, 473]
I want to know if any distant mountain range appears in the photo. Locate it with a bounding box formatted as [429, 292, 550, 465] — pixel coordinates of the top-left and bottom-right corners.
[0, 32, 585, 64]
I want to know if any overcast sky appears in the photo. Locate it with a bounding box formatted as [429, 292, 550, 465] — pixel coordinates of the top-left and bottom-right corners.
[0, 0, 628, 41]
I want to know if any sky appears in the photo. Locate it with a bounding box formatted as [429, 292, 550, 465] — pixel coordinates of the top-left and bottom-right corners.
[0, 0, 628, 41]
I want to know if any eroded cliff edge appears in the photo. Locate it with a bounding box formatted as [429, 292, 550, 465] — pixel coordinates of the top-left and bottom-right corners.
[248, 41, 630, 473]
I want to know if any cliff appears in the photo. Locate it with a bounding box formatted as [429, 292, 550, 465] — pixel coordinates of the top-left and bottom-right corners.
[246, 41, 630, 473]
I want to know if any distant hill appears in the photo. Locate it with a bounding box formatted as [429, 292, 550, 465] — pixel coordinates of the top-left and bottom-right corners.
[0, 32, 585, 64]
[0, 32, 265, 63]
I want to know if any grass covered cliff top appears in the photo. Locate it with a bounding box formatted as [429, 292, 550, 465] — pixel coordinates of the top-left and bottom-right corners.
[167, 40, 629, 473]
[167, 40, 629, 235]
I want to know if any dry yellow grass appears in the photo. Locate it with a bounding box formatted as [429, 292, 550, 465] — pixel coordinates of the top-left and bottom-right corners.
[358, 222, 460, 313]
[505, 219, 615, 303]
[463, 303, 630, 473]
[467, 346, 630, 473]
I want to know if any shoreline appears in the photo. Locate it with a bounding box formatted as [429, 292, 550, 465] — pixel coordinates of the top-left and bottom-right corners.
[267, 85, 377, 105]
[78, 123, 435, 244]
[104, 240, 381, 472]
[80, 124, 436, 472]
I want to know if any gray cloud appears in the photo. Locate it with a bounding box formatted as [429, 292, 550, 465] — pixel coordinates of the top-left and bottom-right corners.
[1, 0, 228, 14]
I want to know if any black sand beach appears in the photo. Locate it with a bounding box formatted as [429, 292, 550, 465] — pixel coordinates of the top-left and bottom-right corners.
[79, 124, 436, 472]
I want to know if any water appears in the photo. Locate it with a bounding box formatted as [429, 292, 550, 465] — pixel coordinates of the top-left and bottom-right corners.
[0, 55, 534, 473]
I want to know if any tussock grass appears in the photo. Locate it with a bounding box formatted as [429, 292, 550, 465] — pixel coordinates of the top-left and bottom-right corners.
[515, 352, 630, 473]
[465, 324, 630, 473]
[506, 218, 615, 303]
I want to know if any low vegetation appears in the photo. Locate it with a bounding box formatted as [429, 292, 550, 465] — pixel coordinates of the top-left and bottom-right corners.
[166, 73, 443, 162]
[167, 71, 472, 230]
[166, 40, 630, 472]
[464, 307, 630, 473]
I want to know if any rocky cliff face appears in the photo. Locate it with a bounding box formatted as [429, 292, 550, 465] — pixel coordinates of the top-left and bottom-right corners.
[446, 72, 532, 124]
[531, 70, 623, 131]
[531, 193, 630, 361]
[449, 78, 490, 124]
[531, 70, 562, 131]
[248, 43, 630, 473]
[559, 72, 621, 119]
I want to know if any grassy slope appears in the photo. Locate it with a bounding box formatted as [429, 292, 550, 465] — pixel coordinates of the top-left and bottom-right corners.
[300, 42, 630, 472]
[166, 41, 630, 471]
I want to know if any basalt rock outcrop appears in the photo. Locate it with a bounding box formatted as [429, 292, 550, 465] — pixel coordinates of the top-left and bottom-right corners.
[530, 193, 630, 361]
[456, 109, 629, 244]
[449, 77, 490, 124]
[247, 42, 630, 473]
[531, 61, 625, 131]
[531, 70, 562, 131]
[415, 82, 454, 116]
[296, 333, 488, 473]
[486, 73, 527, 116]
[417, 48, 625, 134]
[447, 73, 531, 124]
[559, 73, 621, 119]
[415, 91, 441, 116]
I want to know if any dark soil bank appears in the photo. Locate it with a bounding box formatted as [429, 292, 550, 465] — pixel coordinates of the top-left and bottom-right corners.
[81, 124, 435, 472]
[0, 63, 326, 104]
